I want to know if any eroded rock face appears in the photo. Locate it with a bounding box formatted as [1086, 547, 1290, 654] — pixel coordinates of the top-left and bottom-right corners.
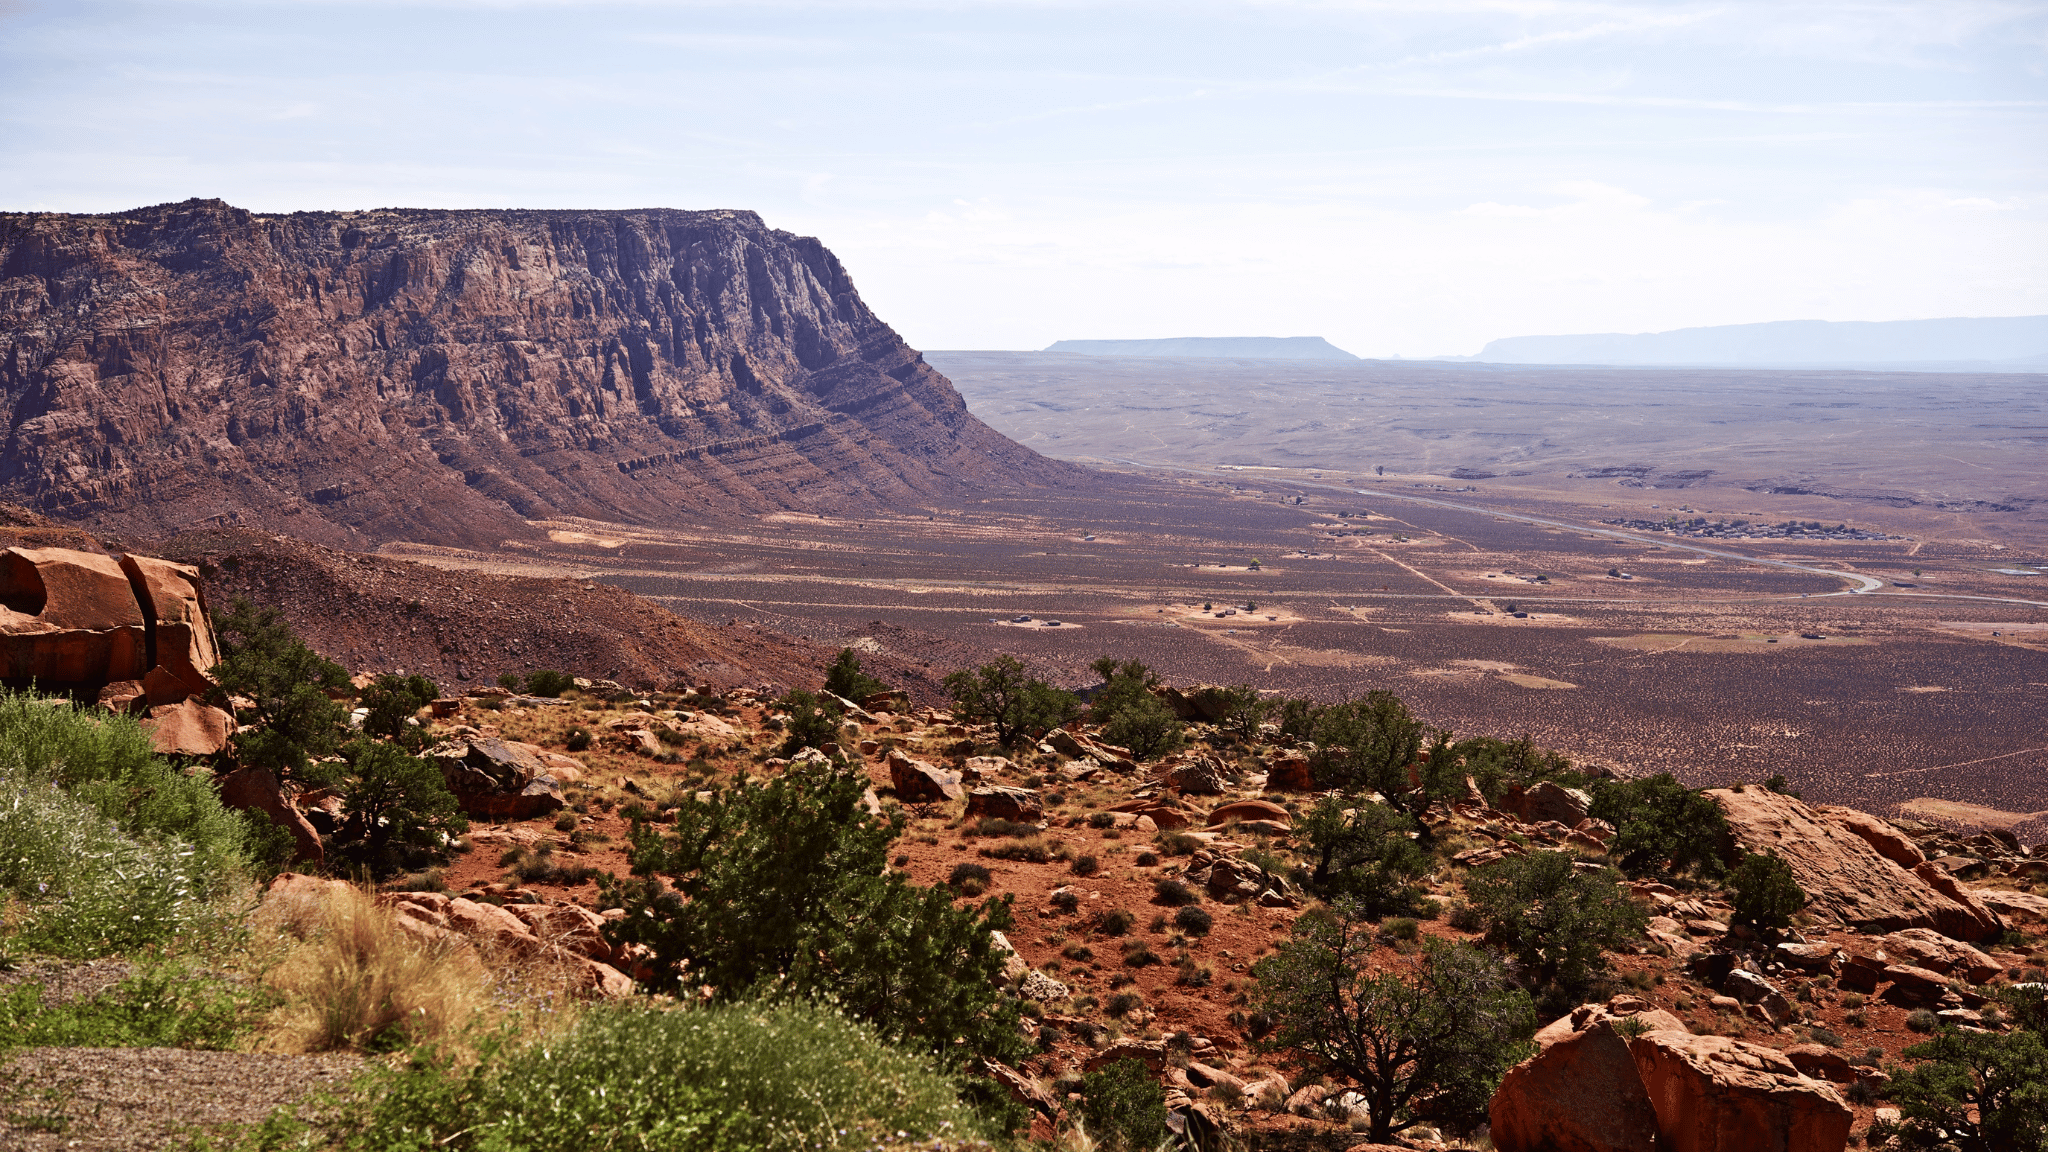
[1491, 1020, 1663, 1152]
[0, 547, 148, 687]
[1708, 787, 2002, 942]
[965, 786, 1042, 822]
[1627, 1031, 1851, 1152]
[887, 748, 964, 802]
[1500, 781, 1592, 826]
[0, 200, 1087, 546]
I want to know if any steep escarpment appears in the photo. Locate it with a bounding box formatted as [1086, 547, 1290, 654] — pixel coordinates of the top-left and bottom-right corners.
[0, 200, 1088, 546]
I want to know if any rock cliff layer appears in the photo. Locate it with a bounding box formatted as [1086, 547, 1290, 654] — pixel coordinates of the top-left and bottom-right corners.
[0, 199, 1087, 546]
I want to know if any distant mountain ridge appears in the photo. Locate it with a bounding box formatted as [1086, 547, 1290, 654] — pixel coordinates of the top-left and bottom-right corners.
[0, 199, 1087, 546]
[1044, 337, 1358, 360]
[1472, 315, 2048, 367]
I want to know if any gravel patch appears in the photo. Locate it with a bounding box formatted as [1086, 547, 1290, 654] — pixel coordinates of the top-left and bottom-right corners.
[0, 960, 135, 1009]
[0, 1048, 363, 1151]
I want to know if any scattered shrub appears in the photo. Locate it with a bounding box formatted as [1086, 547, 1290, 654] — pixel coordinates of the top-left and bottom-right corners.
[944, 656, 1082, 748]
[330, 1000, 990, 1151]
[565, 727, 593, 752]
[1136, 851, 1161, 867]
[1096, 909, 1136, 936]
[1049, 889, 1081, 913]
[523, 670, 576, 698]
[1122, 943, 1161, 968]
[1463, 851, 1647, 1000]
[1106, 991, 1144, 1018]
[1175, 957, 1213, 987]
[1730, 851, 1807, 931]
[1087, 812, 1118, 829]
[967, 817, 1036, 838]
[1382, 917, 1420, 943]
[1153, 878, 1201, 907]
[1905, 1008, 1938, 1033]
[1173, 906, 1214, 937]
[1156, 831, 1200, 856]
[554, 812, 579, 832]
[981, 839, 1054, 864]
[1063, 943, 1096, 963]
[1072, 854, 1101, 877]
[824, 648, 890, 703]
[948, 862, 993, 896]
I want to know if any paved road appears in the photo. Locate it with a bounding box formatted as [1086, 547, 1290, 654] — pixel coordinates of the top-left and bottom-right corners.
[1110, 460, 2048, 610]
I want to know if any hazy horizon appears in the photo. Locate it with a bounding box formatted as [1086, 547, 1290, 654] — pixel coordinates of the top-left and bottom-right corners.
[2, 1, 2041, 358]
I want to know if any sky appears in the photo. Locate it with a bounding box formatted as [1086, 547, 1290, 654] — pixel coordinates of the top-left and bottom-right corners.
[2, 1, 2044, 357]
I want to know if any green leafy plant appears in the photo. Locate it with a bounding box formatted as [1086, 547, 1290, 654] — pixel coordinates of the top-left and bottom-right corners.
[358, 672, 440, 752]
[330, 738, 467, 877]
[1078, 1057, 1168, 1151]
[565, 726, 593, 752]
[1589, 773, 1731, 880]
[1174, 906, 1213, 936]
[773, 688, 843, 755]
[602, 763, 1024, 1065]
[522, 670, 576, 698]
[1885, 1026, 2048, 1152]
[1297, 797, 1432, 918]
[211, 598, 351, 784]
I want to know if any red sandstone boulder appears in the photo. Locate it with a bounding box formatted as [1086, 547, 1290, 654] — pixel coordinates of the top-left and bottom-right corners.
[1208, 799, 1290, 828]
[1264, 750, 1315, 791]
[965, 786, 1043, 822]
[1492, 1020, 1664, 1152]
[1163, 755, 1228, 795]
[887, 748, 964, 802]
[1781, 1044, 1855, 1083]
[427, 738, 566, 819]
[219, 766, 323, 864]
[118, 553, 219, 697]
[0, 547, 149, 687]
[1501, 781, 1593, 826]
[1877, 928, 2001, 983]
[1708, 788, 2001, 942]
[1627, 1030, 1851, 1152]
[140, 698, 235, 756]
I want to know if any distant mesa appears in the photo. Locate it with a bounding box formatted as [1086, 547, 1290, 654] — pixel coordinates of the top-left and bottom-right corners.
[1044, 337, 1358, 361]
[1470, 315, 2048, 369]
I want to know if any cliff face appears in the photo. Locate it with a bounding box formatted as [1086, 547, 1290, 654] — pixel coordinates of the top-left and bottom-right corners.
[0, 199, 1084, 546]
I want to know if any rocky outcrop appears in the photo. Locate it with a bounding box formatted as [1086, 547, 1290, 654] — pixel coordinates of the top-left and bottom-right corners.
[887, 748, 963, 802]
[1492, 1021, 1664, 1152]
[1708, 787, 2001, 942]
[1820, 806, 1924, 869]
[219, 766, 323, 865]
[1499, 781, 1592, 826]
[0, 200, 1090, 546]
[964, 786, 1042, 822]
[425, 738, 566, 819]
[1626, 1031, 1851, 1152]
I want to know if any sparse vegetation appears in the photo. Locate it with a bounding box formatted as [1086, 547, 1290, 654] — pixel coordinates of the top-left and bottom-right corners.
[1463, 850, 1647, 1003]
[943, 655, 1082, 748]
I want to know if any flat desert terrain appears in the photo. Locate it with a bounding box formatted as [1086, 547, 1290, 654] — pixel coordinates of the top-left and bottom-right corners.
[380, 351, 2048, 839]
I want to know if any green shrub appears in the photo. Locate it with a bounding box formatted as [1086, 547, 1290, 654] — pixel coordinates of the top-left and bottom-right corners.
[981, 839, 1054, 863]
[1072, 854, 1101, 877]
[602, 763, 1024, 1066]
[949, 862, 993, 893]
[1174, 906, 1213, 936]
[773, 688, 843, 755]
[967, 816, 1036, 838]
[331, 1002, 990, 1152]
[564, 726, 593, 752]
[358, 673, 439, 751]
[522, 670, 576, 698]
[1079, 1058, 1167, 1151]
[1589, 773, 1730, 880]
[1886, 1026, 2048, 1151]
[330, 738, 467, 877]
[1463, 851, 1647, 1001]
[1154, 878, 1200, 906]
[1095, 908, 1136, 936]
[1730, 851, 1807, 931]
[1906, 1008, 1938, 1033]
[823, 648, 889, 703]
[1383, 917, 1420, 942]
[1298, 797, 1432, 918]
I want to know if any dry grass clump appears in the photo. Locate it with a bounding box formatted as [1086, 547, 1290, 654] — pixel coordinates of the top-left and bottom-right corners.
[254, 883, 506, 1054]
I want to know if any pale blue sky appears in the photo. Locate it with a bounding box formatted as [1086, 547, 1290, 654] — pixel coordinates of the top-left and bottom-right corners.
[2, 1, 2043, 356]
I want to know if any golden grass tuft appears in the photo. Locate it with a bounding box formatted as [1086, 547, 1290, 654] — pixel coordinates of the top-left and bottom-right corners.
[256, 882, 492, 1054]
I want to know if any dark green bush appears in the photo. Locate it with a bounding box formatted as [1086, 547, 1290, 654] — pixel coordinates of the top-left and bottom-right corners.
[1072, 854, 1101, 877]
[603, 763, 1024, 1065]
[1589, 773, 1730, 880]
[1886, 1026, 2048, 1151]
[949, 862, 993, 891]
[1096, 908, 1136, 936]
[523, 670, 576, 698]
[1730, 851, 1807, 931]
[1174, 906, 1213, 936]
[1463, 851, 1647, 1001]
[773, 689, 843, 755]
[1153, 878, 1200, 906]
[1079, 1057, 1168, 1151]
[823, 648, 889, 703]
[330, 738, 467, 877]
[359, 672, 439, 751]
[943, 656, 1081, 748]
[1297, 796, 1432, 918]
[564, 727, 593, 752]
[211, 598, 351, 784]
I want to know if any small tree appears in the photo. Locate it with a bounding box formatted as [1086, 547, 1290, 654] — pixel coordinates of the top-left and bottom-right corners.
[1078, 1058, 1168, 1152]
[1589, 773, 1730, 879]
[823, 647, 888, 702]
[1729, 851, 1806, 932]
[1253, 910, 1534, 1143]
[1440, 735, 1580, 806]
[359, 672, 439, 752]
[210, 598, 350, 785]
[523, 670, 576, 698]
[1087, 657, 1160, 724]
[1463, 851, 1647, 1001]
[1104, 695, 1185, 761]
[774, 688, 844, 755]
[603, 763, 1025, 1066]
[1213, 684, 1269, 742]
[1296, 797, 1432, 918]
[1884, 1028, 2048, 1152]
[331, 737, 467, 875]
[1303, 692, 1451, 820]
[944, 656, 1081, 749]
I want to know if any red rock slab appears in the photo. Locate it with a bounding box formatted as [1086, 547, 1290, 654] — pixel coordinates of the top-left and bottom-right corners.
[1627, 1030, 1851, 1152]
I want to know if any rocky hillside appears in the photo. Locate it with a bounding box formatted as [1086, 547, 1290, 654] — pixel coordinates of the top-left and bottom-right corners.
[0, 200, 1089, 546]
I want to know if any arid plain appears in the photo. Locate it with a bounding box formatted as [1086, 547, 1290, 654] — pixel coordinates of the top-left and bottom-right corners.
[377, 352, 2048, 840]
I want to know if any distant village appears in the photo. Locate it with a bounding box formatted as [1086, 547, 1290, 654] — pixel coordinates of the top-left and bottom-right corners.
[1599, 516, 1899, 542]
